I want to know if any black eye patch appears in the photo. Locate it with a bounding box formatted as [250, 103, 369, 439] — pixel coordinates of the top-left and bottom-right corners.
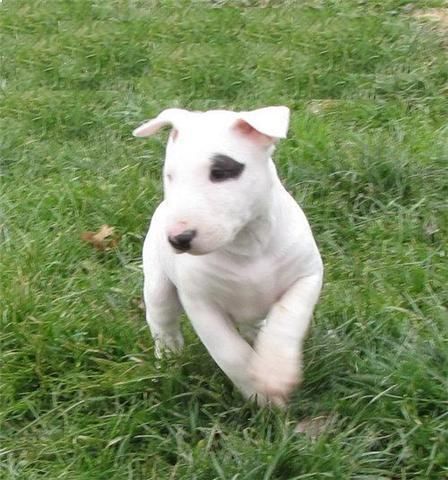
[210, 154, 245, 183]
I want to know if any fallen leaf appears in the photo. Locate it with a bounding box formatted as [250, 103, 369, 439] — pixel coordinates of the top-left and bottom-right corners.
[81, 224, 118, 251]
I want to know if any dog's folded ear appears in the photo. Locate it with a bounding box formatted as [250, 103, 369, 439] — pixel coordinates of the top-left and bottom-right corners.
[133, 108, 187, 137]
[234, 106, 290, 143]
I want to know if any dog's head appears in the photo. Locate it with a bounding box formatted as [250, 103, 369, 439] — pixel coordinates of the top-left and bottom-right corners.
[133, 106, 290, 255]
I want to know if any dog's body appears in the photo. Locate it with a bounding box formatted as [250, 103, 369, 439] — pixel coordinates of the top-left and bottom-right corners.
[134, 107, 323, 405]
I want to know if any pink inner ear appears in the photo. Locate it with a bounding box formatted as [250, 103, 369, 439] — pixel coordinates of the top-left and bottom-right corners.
[233, 119, 273, 145]
[170, 128, 179, 141]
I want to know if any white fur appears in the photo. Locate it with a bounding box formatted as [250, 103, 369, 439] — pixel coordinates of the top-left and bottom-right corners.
[134, 106, 323, 406]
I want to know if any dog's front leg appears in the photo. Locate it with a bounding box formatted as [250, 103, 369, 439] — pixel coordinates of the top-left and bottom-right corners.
[250, 272, 323, 406]
[144, 276, 183, 359]
[180, 296, 267, 404]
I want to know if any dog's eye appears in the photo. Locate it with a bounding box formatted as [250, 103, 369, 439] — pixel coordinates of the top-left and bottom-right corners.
[209, 154, 245, 183]
[210, 168, 234, 182]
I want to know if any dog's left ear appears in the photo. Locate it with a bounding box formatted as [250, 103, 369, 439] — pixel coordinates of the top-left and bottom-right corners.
[132, 108, 187, 137]
[234, 106, 290, 143]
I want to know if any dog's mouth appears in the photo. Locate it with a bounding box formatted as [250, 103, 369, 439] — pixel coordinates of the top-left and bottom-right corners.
[172, 246, 210, 256]
[171, 245, 191, 254]
[170, 240, 218, 256]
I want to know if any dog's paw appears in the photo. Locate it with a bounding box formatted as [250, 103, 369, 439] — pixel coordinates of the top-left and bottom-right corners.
[249, 352, 301, 407]
[154, 333, 184, 359]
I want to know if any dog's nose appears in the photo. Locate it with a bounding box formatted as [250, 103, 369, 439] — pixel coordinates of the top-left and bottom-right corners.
[168, 229, 196, 251]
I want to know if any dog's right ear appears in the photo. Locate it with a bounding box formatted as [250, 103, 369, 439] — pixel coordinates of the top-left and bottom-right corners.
[132, 108, 187, 138]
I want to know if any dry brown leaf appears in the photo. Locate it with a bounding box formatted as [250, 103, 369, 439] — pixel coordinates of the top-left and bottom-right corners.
[81, 224, 118, 251]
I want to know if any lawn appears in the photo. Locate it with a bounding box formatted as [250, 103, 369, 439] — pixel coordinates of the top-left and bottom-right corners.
[1, 0, 447, 478]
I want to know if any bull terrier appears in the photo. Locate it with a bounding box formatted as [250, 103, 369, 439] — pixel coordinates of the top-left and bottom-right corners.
[133, 106, 323, 406]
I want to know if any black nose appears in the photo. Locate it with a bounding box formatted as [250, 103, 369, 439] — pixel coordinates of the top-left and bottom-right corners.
[168, 229, 197, 251]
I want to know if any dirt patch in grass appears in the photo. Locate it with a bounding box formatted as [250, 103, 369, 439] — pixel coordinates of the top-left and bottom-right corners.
[411, 8, 448, 32]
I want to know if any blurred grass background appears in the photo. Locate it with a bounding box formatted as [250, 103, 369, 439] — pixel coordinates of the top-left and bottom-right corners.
[1, 0, 447, 478]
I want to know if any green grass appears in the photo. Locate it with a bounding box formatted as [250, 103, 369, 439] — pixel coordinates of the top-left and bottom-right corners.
[1, 0, 447, 478]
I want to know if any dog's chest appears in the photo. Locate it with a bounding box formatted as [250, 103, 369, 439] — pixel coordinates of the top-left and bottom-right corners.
[177, 252, 299, 323]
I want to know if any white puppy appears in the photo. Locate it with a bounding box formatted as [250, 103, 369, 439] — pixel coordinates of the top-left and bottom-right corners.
[133, 106, 323, 406]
